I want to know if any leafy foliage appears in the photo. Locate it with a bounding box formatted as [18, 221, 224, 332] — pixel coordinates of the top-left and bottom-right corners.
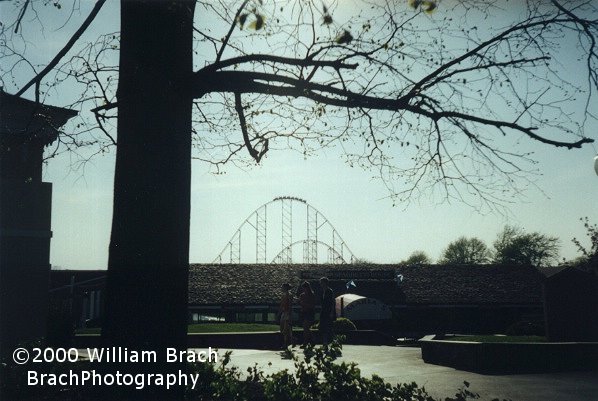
[402, 250, 432, 265]
[408, 0, 438, 14]
[571, 217, 598, 270]
[493, 226, 560, 267]
[313, 318, 357, 333]
[333, 318, 357, 333]
[572, 217, 598, 259]
[440, 237, 491, 265]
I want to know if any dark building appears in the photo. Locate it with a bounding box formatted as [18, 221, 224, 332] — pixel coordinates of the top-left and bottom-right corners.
[187, 264, 545, 334]
[51, 263, 546, 336]
[543, 267, 598, 341]
[49, 269, 106, 329]
[0, 91, 76, 354]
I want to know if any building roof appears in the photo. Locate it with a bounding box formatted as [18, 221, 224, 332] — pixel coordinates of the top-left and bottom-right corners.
[543, 265, 597, 281]
[536, 265, 570, 278]
[0, 91, 77, 145]
[48, 264, 545, 307]
[188, 264, 544, 307]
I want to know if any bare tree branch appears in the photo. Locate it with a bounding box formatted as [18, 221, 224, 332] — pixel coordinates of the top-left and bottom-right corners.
[215, 0, 249, 63]
[4, 0, 597, 212]
[13, 0, 30, 34]
[15, 0, 106, 97]
[201, 54, 358, 73]
[195, 70, 593, 149]
[234, 92, 268, 163]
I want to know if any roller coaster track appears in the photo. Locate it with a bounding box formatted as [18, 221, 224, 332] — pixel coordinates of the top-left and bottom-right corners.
[213, 196, 356, 264]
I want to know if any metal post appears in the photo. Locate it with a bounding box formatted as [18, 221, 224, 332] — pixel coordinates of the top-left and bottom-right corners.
[230, 229, 241, 264]
[305, 205, 318, 264]
[332, 230, 344, 264]
[281, 198, 292, 264]
[256, 205, 267, 263]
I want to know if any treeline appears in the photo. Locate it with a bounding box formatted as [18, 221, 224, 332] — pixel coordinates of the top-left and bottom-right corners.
[401, 218, 598, 269]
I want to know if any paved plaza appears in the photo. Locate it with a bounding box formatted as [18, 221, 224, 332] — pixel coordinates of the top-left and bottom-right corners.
[215, 345, 598, 401]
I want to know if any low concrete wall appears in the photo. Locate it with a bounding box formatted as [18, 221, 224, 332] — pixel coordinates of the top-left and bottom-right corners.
[420, 335, 598, 373]
[73, 330, 396, 350]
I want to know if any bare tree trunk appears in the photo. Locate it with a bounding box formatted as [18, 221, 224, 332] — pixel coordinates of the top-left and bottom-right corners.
[102, 0, 195, 397]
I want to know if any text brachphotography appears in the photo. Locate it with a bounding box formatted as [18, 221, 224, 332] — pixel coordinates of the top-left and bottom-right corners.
[23, 347, 218, 390]
[28, 369, 201, 390]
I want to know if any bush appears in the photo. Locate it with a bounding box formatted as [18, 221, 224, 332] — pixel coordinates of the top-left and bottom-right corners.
[333, 317, 357, 333]
[312, 317, 357, 333]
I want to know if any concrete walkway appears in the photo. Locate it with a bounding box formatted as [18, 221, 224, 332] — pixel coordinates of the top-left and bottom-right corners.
[211, 346, 598, 401]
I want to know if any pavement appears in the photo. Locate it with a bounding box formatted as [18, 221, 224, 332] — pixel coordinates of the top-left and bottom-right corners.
[210, 345, 598, 401]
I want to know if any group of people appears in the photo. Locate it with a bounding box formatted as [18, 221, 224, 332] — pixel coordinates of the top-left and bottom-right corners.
[279, 277, 335, 348]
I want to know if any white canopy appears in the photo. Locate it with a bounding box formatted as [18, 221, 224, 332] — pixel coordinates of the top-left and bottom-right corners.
[336, 294, 392, 321]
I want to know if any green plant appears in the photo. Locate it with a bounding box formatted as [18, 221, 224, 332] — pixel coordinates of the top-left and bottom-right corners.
[401, 251, 432, 265]
[440, 237, 491, 265]
[493, 226, 560, 267]
[333, 318, 357, 333]
[573, 217, 598, 258]
[312, 318, 357, 334]
[572, 217, 598, 273]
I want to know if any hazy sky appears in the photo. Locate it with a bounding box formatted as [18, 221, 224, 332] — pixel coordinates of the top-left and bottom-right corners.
[2, 1, 597, 269]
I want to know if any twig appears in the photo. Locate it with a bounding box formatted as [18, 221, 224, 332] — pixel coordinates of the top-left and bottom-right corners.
[16, 0, 107, 97]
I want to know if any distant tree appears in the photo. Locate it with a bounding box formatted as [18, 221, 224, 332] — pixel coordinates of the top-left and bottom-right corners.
[493, 226, 560, 267]
[440, 236, 491, 265]
[402, 251, 432, 265]
[571, 217, 598, 273]
[572, 217, 598, 259]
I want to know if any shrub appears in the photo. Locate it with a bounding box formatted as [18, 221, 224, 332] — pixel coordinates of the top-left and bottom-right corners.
[312, 317, 357, 333]
[333, 317, 357, 333]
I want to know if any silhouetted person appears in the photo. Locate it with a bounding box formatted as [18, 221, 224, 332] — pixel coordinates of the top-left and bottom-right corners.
[319, 277, 335, 346]
[279, 283, 293, 348]
[299, 281, 316, 346]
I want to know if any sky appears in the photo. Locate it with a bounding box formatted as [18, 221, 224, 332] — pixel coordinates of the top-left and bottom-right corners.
[2, 0, 597, 269]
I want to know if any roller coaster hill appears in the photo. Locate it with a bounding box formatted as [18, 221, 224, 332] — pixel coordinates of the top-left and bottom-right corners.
[212, 196, 356, 265]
